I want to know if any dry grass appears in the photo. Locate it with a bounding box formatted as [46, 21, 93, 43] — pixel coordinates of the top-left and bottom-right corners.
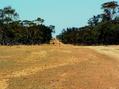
[88, 45, 119, 60]
[0, 45, 119, 89]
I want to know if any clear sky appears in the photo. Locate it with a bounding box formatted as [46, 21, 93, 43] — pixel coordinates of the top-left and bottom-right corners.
[0, 0, 118, 36]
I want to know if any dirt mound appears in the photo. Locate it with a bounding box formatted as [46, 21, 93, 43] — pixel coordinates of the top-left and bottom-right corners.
[50, 38, 63, 46]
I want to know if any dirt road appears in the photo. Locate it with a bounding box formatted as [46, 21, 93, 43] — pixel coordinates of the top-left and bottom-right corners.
[0, 45, 119, 89]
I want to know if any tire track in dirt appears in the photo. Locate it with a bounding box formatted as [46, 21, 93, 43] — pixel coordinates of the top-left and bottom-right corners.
[0, 58, 85, 89]
[88, 46, 119, 60]
[1, 45, 119, 89]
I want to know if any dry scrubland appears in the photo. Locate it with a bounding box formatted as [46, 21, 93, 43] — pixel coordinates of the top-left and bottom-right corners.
[0, 45, 119, 89]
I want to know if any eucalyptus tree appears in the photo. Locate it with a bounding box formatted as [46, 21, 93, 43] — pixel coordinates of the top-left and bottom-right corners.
[34, 17, 44, 25]
[88, 15, 101, 27]
[0, 6, 54, 45]
[101, 1, 119, 21]
[3, 6, 19, 24]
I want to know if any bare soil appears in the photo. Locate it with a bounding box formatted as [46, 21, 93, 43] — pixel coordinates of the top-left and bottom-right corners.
[0, 45, 119, 89]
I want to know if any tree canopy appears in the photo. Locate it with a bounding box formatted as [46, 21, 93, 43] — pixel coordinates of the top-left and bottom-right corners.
[0, 6, 54, 45]
[57, 1, 119, 45]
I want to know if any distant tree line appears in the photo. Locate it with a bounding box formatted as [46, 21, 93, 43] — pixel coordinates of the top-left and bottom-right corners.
[0, 6, 54, 45]
[57, 1, 119, 45]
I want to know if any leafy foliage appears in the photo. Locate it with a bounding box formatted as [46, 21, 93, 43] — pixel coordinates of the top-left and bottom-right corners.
[57, 1, 119, 45]
[0, 6, 54, 45]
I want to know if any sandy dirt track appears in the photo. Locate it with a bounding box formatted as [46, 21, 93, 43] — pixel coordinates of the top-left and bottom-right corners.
[0, 45, 119, 89]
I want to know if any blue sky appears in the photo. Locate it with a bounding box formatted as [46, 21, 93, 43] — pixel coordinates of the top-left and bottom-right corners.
[0, 0, 118, 36]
